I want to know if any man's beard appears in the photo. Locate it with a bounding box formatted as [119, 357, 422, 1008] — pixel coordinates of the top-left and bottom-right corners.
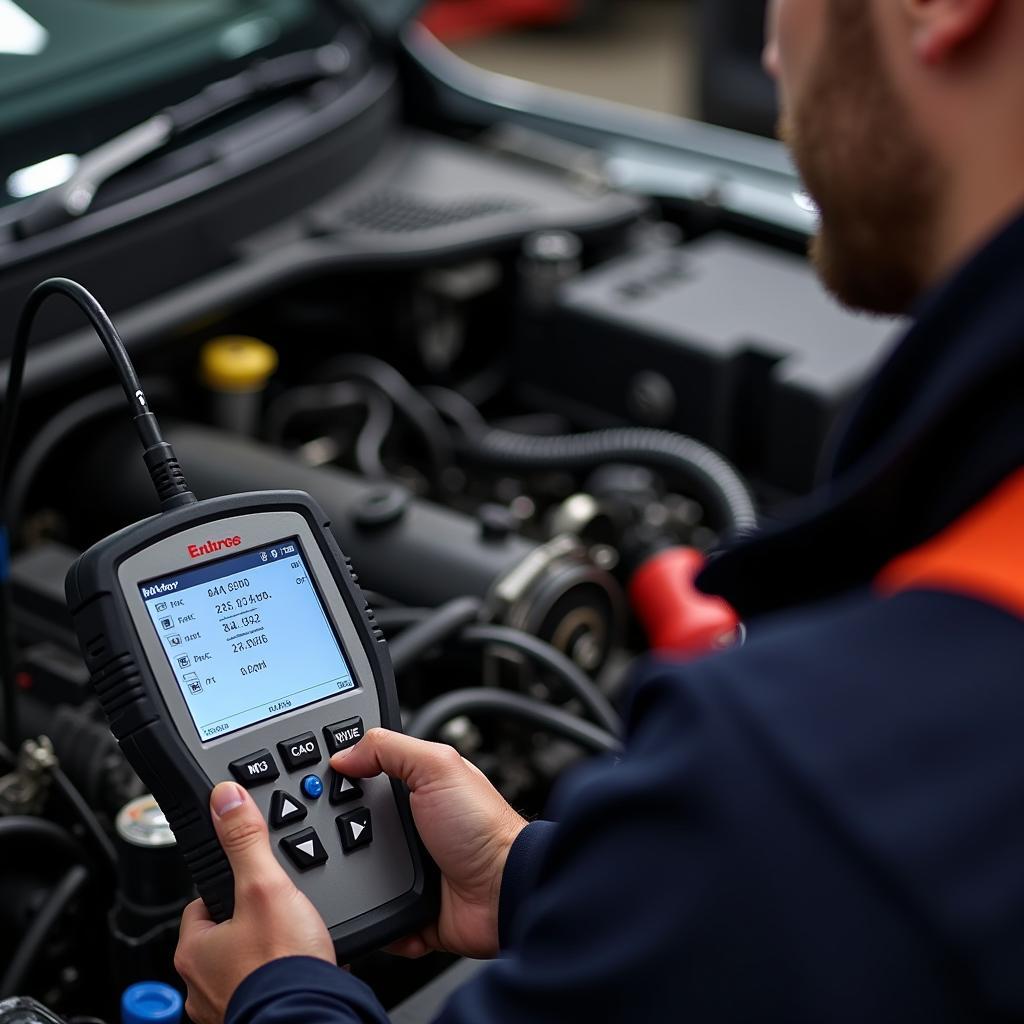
[780, 1, 946, 315]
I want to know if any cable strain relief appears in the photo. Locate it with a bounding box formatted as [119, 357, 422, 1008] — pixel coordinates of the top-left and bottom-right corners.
[143, 443, 197, 511]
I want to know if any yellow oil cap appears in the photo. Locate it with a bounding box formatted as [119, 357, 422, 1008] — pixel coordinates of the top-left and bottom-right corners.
[201, 336, 278, 392]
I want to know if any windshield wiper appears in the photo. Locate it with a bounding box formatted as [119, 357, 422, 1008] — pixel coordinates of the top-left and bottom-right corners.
[14, 42, 352, 239]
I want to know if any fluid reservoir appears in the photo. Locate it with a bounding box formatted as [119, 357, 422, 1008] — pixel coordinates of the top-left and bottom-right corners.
[200, 336, 278, 437]
[115, 795, 190, 907]
[110, 796, 193, 990]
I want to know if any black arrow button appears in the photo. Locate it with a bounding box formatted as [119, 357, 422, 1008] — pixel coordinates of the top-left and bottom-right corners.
[329, 773, 363, 805]
[280, 827, 328, 870]
[269, 790, 307, 830]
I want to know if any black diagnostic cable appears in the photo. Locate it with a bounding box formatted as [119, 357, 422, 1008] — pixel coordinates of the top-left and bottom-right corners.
[0, 864, 90, 998]
[0, 278, 196, 749]
[406, 689, 622, 755]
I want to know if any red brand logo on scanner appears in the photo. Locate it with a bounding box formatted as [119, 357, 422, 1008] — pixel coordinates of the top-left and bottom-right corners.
[187, 536, 242, 559]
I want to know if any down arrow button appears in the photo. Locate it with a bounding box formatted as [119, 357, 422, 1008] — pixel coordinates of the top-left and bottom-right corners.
[280, 827, 328, 870]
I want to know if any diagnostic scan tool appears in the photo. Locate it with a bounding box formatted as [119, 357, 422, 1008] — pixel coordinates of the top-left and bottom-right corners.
[0, 278, 434, 962]
[66, 493, 435, 959]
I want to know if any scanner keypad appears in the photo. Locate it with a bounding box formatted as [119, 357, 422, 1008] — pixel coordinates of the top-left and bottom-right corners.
[249, 722, 374, 869]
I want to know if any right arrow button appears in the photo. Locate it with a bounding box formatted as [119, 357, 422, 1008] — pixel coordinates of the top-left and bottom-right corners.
[337, 807, 373, 852]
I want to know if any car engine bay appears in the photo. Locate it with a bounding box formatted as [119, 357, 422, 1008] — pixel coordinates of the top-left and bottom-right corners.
[0, 4, 898, 1019]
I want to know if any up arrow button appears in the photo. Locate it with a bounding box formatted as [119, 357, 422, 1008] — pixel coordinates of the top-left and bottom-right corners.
[329, 773, 363, 805]
[269, 790, 307, 830]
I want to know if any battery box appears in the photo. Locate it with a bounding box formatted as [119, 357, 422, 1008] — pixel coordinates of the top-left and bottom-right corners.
[517, 234, 901, 493]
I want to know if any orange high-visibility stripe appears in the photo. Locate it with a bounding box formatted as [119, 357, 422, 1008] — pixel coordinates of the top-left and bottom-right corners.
[876, 470, 1024, 619]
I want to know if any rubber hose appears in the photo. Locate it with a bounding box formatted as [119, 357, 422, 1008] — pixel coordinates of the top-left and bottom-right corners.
[7, 388, 127, 538]
[0, 864, 89, 996]
[387, 597, 483, 676]
[459, 624, 621, 735]
[325, 354, 454, 485]
[406, 689, 622, 755]
[0, 816, 85, 865]
[462, 427, 758, 536]
[51, 766, 118, 879]
[368, 609, 620, 733]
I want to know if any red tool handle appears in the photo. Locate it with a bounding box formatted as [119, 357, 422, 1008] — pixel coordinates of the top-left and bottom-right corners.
[630, 547, 742, 656]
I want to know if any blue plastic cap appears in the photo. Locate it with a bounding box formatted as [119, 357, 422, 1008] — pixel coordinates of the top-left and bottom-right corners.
[302, 774, 324, 799]
[122, 982, 184, 1024]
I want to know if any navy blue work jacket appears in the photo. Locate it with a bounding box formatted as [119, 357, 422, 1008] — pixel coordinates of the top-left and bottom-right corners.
[226, 209, 1024, 1023]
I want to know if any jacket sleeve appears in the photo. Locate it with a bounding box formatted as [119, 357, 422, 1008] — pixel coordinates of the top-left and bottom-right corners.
[226, 957, 389, 1024]
[498, 820, 558, 949]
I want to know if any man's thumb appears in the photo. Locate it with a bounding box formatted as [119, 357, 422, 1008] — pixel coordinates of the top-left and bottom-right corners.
[210, 782, 283, 886]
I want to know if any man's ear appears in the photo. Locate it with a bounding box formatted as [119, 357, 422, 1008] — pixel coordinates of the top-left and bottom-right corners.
[903, 0, 1000, 63]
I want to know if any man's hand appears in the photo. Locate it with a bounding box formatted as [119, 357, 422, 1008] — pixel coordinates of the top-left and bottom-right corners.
[175, 782, 335, 1024]
[332, 729, 528, 960]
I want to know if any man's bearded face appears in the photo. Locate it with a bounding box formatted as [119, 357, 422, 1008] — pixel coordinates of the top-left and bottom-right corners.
[779, 0, 946, 315]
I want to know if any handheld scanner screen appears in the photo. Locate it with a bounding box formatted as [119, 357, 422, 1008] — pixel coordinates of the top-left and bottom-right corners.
[138, 535, 357, 743]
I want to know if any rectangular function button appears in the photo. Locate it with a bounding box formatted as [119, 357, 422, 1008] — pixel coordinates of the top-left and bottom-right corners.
[229, 750, 279, 788]
[277, 732, 321, 772]
[323, 717, 365, 755]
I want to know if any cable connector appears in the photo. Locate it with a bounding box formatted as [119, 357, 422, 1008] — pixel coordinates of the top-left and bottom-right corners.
[143, 442, 197, 511]
[132, 406, 195, 510]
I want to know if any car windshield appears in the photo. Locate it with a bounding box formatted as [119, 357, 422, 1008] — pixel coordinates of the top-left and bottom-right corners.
[0, 0, 343, 207]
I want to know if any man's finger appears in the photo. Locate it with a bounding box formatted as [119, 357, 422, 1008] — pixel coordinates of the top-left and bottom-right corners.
[209, 782, 289, 895]
[384, 934, 433, 959]
[179, 897, 215, 936]
[330, 728, 465, 792]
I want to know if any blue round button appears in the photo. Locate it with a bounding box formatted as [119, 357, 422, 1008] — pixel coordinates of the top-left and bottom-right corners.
[122, 982, 184, 1024]
[301, 774, 324, 799]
